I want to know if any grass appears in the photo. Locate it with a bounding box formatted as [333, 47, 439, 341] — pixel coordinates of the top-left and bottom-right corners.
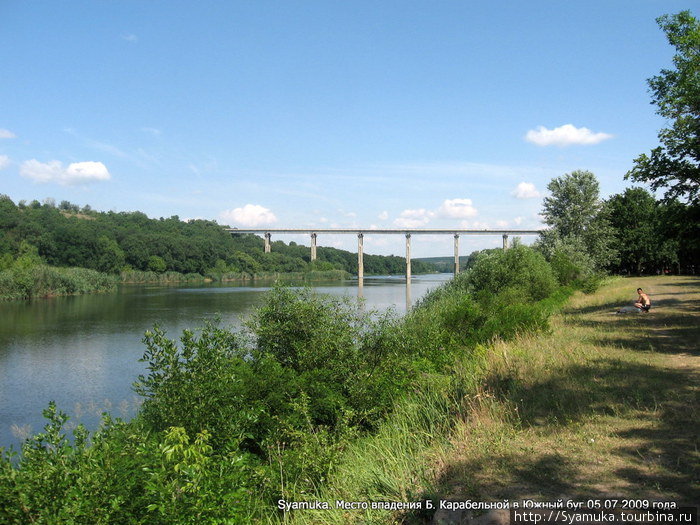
[282, 276, 699, 524]
[0, 265, 116, 300]
[428, 275, 699, 519]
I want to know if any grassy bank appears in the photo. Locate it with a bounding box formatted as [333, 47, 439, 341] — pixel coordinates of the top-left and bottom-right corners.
[119, 269, 352, 284]
[0, 266, 351, 299]
[290, 276, 698, 524]
[431, 276, 699, 508]
[0, 265, 116, 301]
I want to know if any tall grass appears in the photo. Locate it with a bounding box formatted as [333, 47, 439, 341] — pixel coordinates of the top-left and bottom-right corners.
[120, 269, 350, 284]
[0, 265, 116, 300]
[119, 270, 205, 284]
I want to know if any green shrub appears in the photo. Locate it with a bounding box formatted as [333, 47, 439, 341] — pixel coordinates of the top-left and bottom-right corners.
[465, 245, 557, 301]
[577, 272, 606, 294]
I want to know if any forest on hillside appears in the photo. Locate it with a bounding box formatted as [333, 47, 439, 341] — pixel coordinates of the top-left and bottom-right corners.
[0, 196, 434, 277]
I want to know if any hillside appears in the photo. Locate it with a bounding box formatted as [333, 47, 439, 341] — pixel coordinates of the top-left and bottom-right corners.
[0, 196, 433, 277]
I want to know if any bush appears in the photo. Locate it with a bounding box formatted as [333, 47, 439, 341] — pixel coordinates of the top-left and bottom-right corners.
[548, 240, 597, 286]
[577, 272, 606, 294]
[465, 245, 557, 301]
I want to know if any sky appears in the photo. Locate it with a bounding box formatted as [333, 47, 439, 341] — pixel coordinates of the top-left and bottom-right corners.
[0, 1, 693, 257]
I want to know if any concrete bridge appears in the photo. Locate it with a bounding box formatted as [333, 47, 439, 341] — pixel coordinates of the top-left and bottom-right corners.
[225, 228, 542, 308]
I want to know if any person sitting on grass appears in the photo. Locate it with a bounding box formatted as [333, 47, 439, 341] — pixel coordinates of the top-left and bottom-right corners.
[634, 287, 651, 312]
[616, 287, 652, 314]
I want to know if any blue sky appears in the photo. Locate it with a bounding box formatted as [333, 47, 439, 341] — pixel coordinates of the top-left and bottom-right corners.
[0, 1, 692, 257]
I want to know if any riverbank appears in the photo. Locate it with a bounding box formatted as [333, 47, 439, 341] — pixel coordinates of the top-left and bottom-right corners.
[0, 265, 116, 301]
[0, 245, 571, 523]
[119, 268, 352, 284]
[0, 266, 357, 300]
[430, 275, 699, 513]
[289, 275, 698, 524]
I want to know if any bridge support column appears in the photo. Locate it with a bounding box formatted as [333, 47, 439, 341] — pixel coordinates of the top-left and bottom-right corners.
[357, 233, 364, 294]
[454, 234, 460, 276]
[310, 233, 317, 261]
[406, 233, 412, 310]
[264, 232, 271, 253]
[502, 234, 509, 250]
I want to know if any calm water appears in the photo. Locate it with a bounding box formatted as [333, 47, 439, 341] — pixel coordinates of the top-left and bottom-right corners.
[0, 274, 451, 450]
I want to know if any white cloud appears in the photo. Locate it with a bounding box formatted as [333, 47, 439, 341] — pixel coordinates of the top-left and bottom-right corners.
[514, 216, 523, 225]
[0, 155, 9, 170]
[378, 210, 389, 220]
[0, 129, 16, 139]
[20, 159, 111, 185]
[511, 182, 541, 199]
[121, 33, 138, 43]
[393, 208, 434, 228]
[220, 204, 277, 227]
[525, 124, 613, 146]
[438, 198, 478, 219]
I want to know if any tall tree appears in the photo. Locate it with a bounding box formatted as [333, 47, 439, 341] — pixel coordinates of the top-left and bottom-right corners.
[539, 170, 617, 270]
[626, 11, 700, 203]
[604, 187, 674, 274]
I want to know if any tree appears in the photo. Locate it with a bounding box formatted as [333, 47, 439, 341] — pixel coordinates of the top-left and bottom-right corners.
[542, 170, 601, 237]
[626, 11, 700, 203]
[538, 170, 617, 270]
[148, 255, 167, 273]
[96, 236, 126, 273]
[604, 187, 670, 274]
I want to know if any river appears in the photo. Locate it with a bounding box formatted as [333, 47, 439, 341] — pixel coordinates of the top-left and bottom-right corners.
[0, 273, 452, 451]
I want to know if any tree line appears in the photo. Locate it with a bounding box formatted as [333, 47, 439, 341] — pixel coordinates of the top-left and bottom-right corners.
[0, 197, 433, 278]
[532, 10, 700, 278]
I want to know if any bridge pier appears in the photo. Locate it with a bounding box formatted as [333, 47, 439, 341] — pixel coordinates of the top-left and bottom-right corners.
[454, 234, 460, 275]
[406, 233, 412, 310]
[224, 228, 543, 308]
[357, 233, 364, 294]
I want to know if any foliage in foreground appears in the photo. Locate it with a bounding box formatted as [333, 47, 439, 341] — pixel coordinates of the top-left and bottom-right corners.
[0, 245, 577, 523]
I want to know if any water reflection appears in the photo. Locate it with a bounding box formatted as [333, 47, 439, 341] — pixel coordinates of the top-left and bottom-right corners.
[0, 274, 451, 450]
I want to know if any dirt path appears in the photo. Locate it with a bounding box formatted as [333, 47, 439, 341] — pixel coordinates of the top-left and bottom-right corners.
[428, 276, 699, 523]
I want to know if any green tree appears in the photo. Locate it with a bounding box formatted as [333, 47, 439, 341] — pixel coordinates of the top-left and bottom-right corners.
[95, 236, 126, 274]
[148, 255, 167, 273]
[656, 199, 700, 273]
[538, 170, 617, 270]
[604, 187, 666, 274]
[14, 241, 44, 269]
[626, 11, 700, 203]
